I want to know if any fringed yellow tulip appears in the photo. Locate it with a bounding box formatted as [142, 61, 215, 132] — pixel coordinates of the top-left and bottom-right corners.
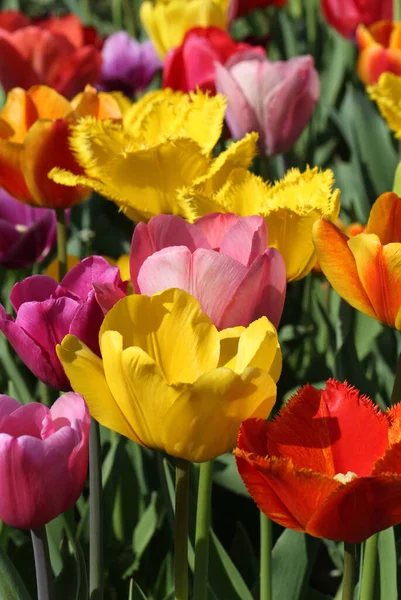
[368, 72, 401, 137]
[181, 166, 340, 281]
[57, 288, 280, 462]
[50, 89, 258, 222]
[140, 0, 229, 59]
[313, 192, 401, 329]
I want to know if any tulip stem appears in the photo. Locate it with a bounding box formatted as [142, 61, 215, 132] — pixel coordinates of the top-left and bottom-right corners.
[390, 351, 401, 405]
[55, 209, 67, 282]
[342, 543, 356, 600]
[89, 419, 104, 600]
[359, 534, 379, 600]
[31, 526, 54, 600]
[394, 0, 401, 21]
[193, 460, 214, 600]
[175, 458, 189, 600]
[260, 513, 273, 600]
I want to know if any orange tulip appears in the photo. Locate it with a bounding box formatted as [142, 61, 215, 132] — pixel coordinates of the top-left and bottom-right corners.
[357, 20, 401, 85]
[312, 192, 401, 329]
[0, 85, 123, 209]
[235, 379, 401, 544]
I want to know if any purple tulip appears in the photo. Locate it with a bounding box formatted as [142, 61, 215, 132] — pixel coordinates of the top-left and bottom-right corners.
[0, 189, 56, 269]
[0, 256, 127, 390]
[99, 32, 162, 95]
[215, 54, 320, 156]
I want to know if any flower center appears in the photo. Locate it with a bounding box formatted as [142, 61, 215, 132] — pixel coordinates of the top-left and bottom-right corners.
[333, 471, 358, 484]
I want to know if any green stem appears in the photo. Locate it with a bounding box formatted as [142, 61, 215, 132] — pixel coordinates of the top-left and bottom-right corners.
[175, 459, 189, 600]
[260, 513, 273, 600]
[31, 526, 54, 600]
[55, 209, 67, 282]
[394, 0, 401, 21]
[342, 543, 356, 600]
[112, 0, 122, 29]
[359, 534, 378, 600]
[390, 351, 401, 405]
[193, 461, 214, 600]
[89, 419, 104, 600]
[0, 337, 31, 405]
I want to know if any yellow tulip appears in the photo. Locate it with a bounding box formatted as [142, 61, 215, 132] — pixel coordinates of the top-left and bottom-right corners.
[50, 89, 258, 222]
[140, 0, 229, 59]
[368, 72, 401, 138]
[57, 288, 280, 463]
[180, 166, 340, 281]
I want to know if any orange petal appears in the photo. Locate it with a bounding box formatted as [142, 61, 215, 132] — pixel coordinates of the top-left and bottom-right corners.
[387, 403, 401, 443]
[312, 219, 376, 319]
[71, 86, 122, 120]
[389, 22, 401, 49]
[266, 380, 389, 478]
[386, 48, 401, 76]
[372, 438, 401, 475]
[369, 21, 394, 47]
[0, 87, 38, 142]
[21, 119, 89, 208]
[357, 46, 392, 85]
[0, 139, 31, 202]
[348, 234, 401, 328]
[307, 475, 401, 543]
[356, 24, 376, 50]
[366, 192, 401, 243]
[27, 85, 72, 119]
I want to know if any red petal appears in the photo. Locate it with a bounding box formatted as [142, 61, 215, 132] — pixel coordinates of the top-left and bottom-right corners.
[366, 192, 401, 244]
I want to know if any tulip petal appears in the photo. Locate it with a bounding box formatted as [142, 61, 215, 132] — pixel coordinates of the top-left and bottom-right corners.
[163, 367, 276, 462]
[57, 334, 137, 441]
[235, 317, 281, 381]
[10, 275, 59, 310]
[0, 32, 39, 93]
[60, 256, 117, 299]
[0, 395, 22, 422]
[349, 234, 401, 328]
[27, 85, 71, 119]
[365, 192, 401, 243]
[48, 47, 102, 99]
[100, 290, 220, 384]
[0, 87, 38, 142]
[194, 213, 242, 250]
[312, 219, 376, 318]
[218, 215, 268, 266]
[0, 139, 32, 203]
[307, 475, 401, 543]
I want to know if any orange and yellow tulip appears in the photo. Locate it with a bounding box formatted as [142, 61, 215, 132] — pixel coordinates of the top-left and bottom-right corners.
[357, 20, 401, 85]
[0, 84, 124, 209]
[313, 192, 401, 329]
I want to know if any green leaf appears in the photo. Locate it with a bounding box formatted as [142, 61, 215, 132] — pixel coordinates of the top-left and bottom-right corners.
[207, 531, 253, 600]
[129, 579, 148, 600]
[131, 492, 160, 570]
[378, 528, 398, 599]
[393, 162, 401, 195]
[0, 547, 32, 600]
[272, 530, 320, 600]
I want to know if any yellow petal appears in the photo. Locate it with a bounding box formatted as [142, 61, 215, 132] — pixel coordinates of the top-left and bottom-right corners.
[235, 317, 282, 382]
[162, 367, 276, 462]
[100, 289, 220, 384]
[218, 326, 244, 370]
[368, 72, 401, 138]
[57, 334, 138, 442]
[183, 91, 226, 154]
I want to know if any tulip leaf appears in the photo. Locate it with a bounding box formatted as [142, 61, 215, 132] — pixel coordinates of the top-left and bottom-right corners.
[378, 528, 398, 600]
[208, 531, 253, 600]
[0, 547, 32, 600]
[393, 162, 401, 196]
[128, 579, 148, 600]
[131, 491, 160, 570]
[272, 529, 320, 600]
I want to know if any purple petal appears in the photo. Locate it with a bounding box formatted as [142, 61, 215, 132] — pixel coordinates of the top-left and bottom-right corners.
[10, 275, 59, 311]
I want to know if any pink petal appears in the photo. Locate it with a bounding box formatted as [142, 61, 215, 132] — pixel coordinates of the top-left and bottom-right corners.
[93, 282, 127, 315]
[194, 213, 242, 250]
[0, 395, 21, 422]
[219, 215, 267, 266]
[61, 256, 118, 300]
[10, 275, 58, 311]
[0, 403, 51, 438]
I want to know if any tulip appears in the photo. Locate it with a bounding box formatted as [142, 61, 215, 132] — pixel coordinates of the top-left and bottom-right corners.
[140, 0, 229, 59]
[180, 166, 340, 281]
[163, 26, 265, 94]
[313, 191, 401, 329]
[0, 84, 123, 209]
[99, 32, 162, 95]
[0, 256, 127, 390]
[368, 71, 401, 137]
[0, 392, 90, 529]
[0, 11, 102, 98]
[228, 0, 287, 19]
[235, 379, 401, 543]
[129, 213, 286, 329]
[0, 188, 56, 269]
[49, 88, 258, 222]
[357, 20, 401, 85]
[57, 288, 281, 463]
[322, 0, 392, 39]
[215, 54, 319, 155]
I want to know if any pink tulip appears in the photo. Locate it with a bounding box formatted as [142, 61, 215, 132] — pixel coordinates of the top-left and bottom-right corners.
[0, 256, 127, 390]
[130, 213, 286, 329]
[0, 392, 90, 529]
[215, 54, 320, 155]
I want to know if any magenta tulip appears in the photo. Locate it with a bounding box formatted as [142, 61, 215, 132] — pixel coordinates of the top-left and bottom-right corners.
[0, 189, 56, 269]
[215, 54, 320, 155]
[0, 392, 89, 529]
[0, 256, 127, 390]
[129, 213, 286, 329]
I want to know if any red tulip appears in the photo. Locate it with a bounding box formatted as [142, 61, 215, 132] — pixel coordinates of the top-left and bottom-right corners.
[163, 26, 265, 93]
[235, 379, 401, 543]
[322, 0, 392, 39]
[0, 11, 102, 98]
